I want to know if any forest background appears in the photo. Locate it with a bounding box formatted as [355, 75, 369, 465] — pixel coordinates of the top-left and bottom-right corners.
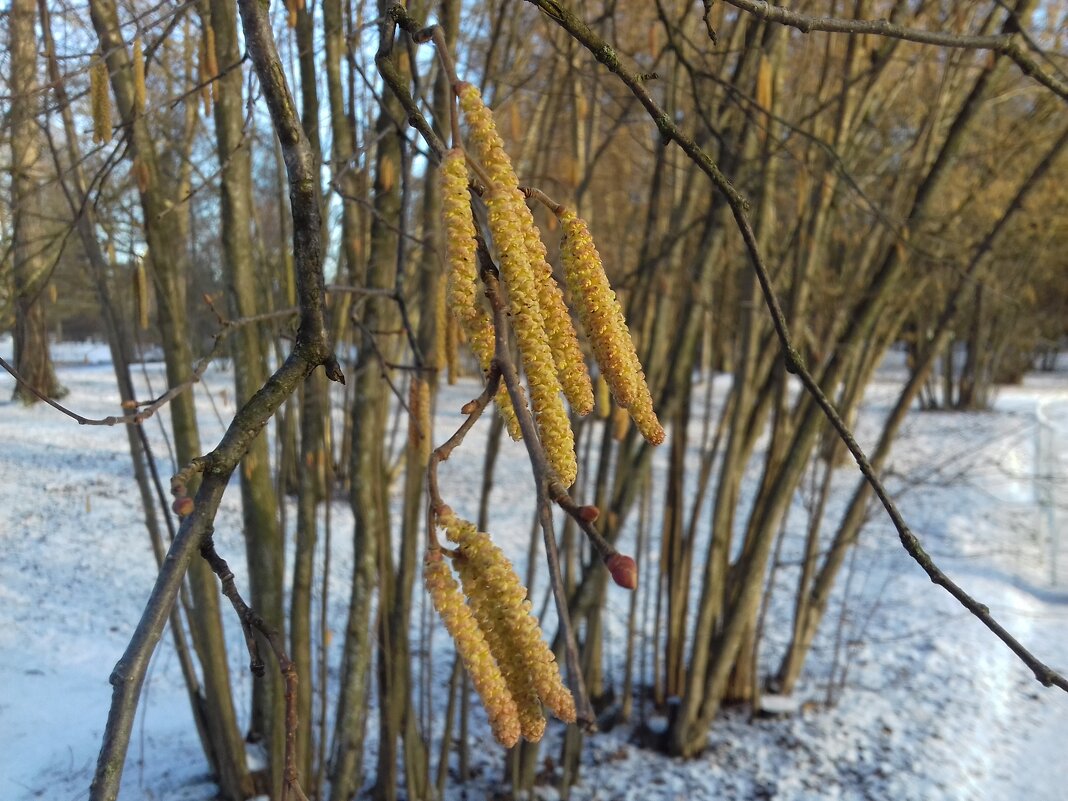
[2, 1, 1068, 800]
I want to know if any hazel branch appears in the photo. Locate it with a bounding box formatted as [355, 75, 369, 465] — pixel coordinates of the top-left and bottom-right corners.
[89, 2, 343, 798]
[717, 0, 1068, 102]
[426, 364, 502, 548]
[0, 305, 296, 427]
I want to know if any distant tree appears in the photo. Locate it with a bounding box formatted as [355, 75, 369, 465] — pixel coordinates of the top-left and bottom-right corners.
[7, 0, 64, 403]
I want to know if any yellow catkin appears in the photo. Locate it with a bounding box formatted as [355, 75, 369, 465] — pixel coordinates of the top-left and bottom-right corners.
[595, 373, 611, 420]
[133, 156, 150, 193]
[90, 59, 111, 144]
[559, 208, 664, 445]
[441, 150, 482, 332]
[197, 34, 211, 114]
[431, 277, 447, 373]
[523, 214, 594, 416]
[440, 147, 522, 439]
[132, 37, 146, 115]
[623, 361, 665, 445]
[134, 262, 149, 330]
[441, 513, 576, 728]
[424, 551, 520, 747]
[558, 209, 638, 407]
[445, 315, 459, 385]
[407, 377, 430, 459]
[458, 84, 576, 484]
[204, 24, 220, 104]
[450, 549, 545, 741]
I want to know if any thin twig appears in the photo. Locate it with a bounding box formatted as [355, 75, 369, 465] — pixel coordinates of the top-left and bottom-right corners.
[0, 306, 296, 427]
[200, 533, 310, 801]
[426, 364, 503, 548]
[718, 0, 1068, 102]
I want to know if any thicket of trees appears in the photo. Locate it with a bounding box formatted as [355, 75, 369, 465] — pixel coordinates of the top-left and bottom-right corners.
[3, 1, 1067, 799]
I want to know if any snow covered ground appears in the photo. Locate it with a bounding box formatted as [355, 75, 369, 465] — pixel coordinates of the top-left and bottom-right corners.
[1, 336, 1066, 801]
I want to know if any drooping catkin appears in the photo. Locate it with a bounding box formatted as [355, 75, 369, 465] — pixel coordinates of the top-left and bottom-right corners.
[559, 208, 664, 445]
[622, 361, 665, 445]
[90, 58, 111, 144]
[197, 33, 211, 115]
[441, 149, 482, 332]
[407, 377, 430, 460]
[595, 373, 611, 420]
[449, 546, 546, 740]
[133, 156, 150, 193]
[424, 550, 521, 747]
[132, 37, 146, 115]
[558, 208, 637, 407]
[441, 512, 576, 727]
[431, 276, 447, 373]
[440, 148, 523, 439]
[204, 24, 220, 104]
[133, 261, 149, 331]
[445, 315, 459, 385]
[458, 83, 576, 484]
[523, 213, 594, 416]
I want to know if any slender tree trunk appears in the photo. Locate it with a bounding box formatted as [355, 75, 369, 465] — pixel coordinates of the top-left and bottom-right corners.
[88, 1, 252, 796]
[202, 3, 287, 793]
[39, 0, 214, 768]
[8, 0, 64, 403]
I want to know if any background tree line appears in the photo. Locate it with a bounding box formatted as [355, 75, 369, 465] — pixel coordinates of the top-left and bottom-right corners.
[2, 0, 1067, 799]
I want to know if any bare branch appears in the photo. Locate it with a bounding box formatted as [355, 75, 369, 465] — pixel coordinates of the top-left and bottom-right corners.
[718, 0, 1068, 101]
[0, 308, 297, 427]
[200, 533, 311, 801]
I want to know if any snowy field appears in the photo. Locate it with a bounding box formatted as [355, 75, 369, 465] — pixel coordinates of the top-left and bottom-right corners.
[1, 335, 1066, 801]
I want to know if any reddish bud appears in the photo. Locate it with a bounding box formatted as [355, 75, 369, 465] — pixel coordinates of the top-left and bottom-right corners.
[120, 399, 138, 411]
[577, 505, 600, 523]
[606, 553, 638, 590]
[172, 497, 195, 517]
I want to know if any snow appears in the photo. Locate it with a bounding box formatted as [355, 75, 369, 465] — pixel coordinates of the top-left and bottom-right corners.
[1, 336, 1066, 800]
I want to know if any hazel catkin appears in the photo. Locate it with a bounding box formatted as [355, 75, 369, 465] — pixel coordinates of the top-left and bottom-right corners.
[90, 58, 111, 144]
[440, 147, 523, 439]
[458, 83, 577, 485]
[132, 37, 146, 115]
[441, 512, 576, 726]
[424, 550, 520, 747]
[559, 208, 664, 445]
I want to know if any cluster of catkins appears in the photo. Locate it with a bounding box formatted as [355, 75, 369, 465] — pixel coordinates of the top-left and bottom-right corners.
[425, 509, 575, 746]
[442, 82, 664, 489]
[429, 82, 664, 747]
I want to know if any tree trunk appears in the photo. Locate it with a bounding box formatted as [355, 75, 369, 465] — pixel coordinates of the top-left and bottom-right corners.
[8, 0, 64, 404]
[88, 1, 252, 796]
[203, 3, 287, 793]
